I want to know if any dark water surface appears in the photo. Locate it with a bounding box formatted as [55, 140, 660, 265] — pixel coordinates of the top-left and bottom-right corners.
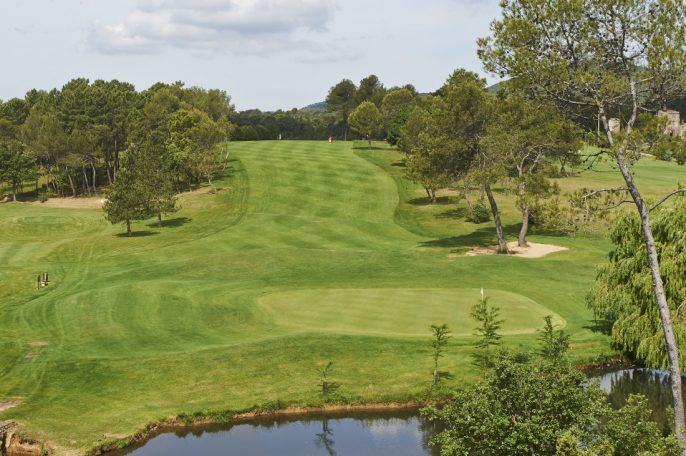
[118, 368, 679, 456]
[597, 367, 683, 433]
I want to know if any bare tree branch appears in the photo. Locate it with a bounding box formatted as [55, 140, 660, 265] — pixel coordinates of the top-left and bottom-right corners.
[650, 189, 686, 211]
[581, 186, 629, 201]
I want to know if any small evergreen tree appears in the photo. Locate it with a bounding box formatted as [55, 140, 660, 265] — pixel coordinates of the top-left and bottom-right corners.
[471, 293, 503, 371]
[430, 324, 451, 387]
[539, 315, 570, 362]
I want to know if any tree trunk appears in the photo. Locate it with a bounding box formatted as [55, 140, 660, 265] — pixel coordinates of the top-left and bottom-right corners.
[106, 168, 113, 186]
[67, 173, 77, 197]
[91, 163, 97, 193]
[113, 138, 119, 182]
[12, 192, 17, 202]
[517, 180, 528, 247]
[157, 211, 163, 227]
[126, 219, 132, 236]
[484, 183, 508, 253]
[82, 166, 91, 196]
[615, 148, 686, 447]
[518, 206, 529, 248]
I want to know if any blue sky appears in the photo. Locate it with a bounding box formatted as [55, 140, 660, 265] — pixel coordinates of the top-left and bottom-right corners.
[1, 0, 501, 110]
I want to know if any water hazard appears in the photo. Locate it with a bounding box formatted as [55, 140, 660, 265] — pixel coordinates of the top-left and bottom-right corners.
[115, 412, 439, 456]
[118, 368, 681, 456]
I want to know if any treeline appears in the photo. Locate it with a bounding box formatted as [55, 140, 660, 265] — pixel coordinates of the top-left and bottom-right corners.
[231, 74, 423, 143]
[232, 109, 339, 141]
[325, 74, 422, 143]
[0, 79, 233, 201]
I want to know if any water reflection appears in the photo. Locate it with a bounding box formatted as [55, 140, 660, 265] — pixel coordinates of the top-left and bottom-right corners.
[116, 411, 438, 456]
[597, 368, 685, 433]
[314, 419, 336, 456]
[115, 368, 675, 455]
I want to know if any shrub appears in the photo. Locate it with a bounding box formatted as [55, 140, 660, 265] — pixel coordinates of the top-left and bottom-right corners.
[466, 202, 490, 223]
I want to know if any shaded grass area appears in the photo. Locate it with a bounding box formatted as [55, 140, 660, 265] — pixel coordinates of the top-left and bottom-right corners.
[1, 140, 682, 453]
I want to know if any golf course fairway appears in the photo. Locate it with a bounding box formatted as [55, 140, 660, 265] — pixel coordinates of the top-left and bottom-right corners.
[3, 139, 684, 453]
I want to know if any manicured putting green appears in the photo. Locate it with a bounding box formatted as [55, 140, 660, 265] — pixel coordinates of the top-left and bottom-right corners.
[260, 288, 564, 336]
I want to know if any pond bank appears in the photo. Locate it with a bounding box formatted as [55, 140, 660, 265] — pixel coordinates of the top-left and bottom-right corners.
[84, 401, 444, 456]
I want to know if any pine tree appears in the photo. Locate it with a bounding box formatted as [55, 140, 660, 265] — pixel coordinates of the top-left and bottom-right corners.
[103, 152, 154, 236]
[471, 293, 503, 371]
[137, 132, 177, 226]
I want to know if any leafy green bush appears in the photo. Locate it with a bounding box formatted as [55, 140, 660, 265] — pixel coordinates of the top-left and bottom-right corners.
[465, 202, 490, 223]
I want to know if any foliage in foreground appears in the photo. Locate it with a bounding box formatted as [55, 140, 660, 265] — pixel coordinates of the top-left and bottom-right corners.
[587, 199, 686, 369]
[423, 351, 679, 456]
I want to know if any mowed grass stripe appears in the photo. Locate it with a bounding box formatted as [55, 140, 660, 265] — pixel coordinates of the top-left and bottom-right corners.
[3, 140, 675, 451]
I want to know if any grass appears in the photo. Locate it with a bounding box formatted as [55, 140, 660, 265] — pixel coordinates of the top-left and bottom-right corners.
[0, 140, 684, 453]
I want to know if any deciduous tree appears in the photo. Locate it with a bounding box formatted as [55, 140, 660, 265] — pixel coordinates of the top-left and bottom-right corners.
[348, 101, 383, 148]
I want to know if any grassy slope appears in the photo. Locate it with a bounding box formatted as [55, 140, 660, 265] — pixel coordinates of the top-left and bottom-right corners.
[0, 140, 683, 452]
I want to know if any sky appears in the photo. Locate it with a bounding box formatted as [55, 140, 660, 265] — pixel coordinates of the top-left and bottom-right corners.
[0, 0, 502, 111]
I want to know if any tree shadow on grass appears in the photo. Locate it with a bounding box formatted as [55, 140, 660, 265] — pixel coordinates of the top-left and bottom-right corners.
[352, 144, 387, 151]
[583, 319, 613, 335]
[419, 223, 522, 251]
[408, 196, 453, 206]
[436, 207, 469, 219]
[115, 230, 160, 238]
[147, 217, 192, 228]
[392, 161, 406, 167]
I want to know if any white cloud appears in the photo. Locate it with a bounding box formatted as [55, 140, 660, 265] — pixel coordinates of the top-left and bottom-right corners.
[89, 0, 339, 56]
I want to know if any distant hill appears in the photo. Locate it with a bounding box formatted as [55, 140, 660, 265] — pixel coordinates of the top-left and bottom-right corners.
[302, 101, 327, 112]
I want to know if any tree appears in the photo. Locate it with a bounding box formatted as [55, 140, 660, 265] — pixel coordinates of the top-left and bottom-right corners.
[348, 101, 383, 148]
[397, 106, 431, 155]
[399, 71, 495, 229]
[168, 109, 226, 189]
[102, 153, 154, 236]
[354, 74, 385, 107]
[317, 361, 338, 397]
[539, 315, 570, 363]
[381, 88, 417, 145]
[479, 1, 686, 445]
[471, 293, 503, 371]
[481, 94, 581, 247]
[136, 132, 177, 226]
[326, 79, 357, 141]
[423, 351, 679, 456]
[587, 200, 686, 369]
[433, 70, 505, 252]
[381, 88, 417, 125]
[430, 324, 451, 387]
[0, 139, 35, 201]
[422, 352, 605, 456]
[406, 133, 454, 203]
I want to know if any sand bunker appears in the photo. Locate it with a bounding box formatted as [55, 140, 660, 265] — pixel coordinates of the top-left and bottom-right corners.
[32, 197, 104, 209]
[465, 242, 568, 259]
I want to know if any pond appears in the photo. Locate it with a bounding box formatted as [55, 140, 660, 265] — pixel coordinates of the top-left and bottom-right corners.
[114, 411, 439, 456]
[597, 367, 682, 434]
[117, 368, 680, 456]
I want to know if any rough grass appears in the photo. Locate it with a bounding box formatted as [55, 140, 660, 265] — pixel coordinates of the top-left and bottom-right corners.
[0, 140, 683, 453]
